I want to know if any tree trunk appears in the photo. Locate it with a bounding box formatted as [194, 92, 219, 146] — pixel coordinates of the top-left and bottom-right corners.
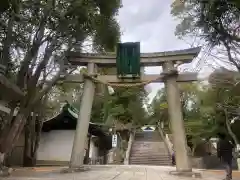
[0, 107, 15, 144]
[23, 127, 34, 167]
[224, 110, 239, 146]
[23, 116, 34, 167]
[0, 111, 27, 154]
[0, 105, 31, 175]
[23, 112, 42, 167]
[32, 116, 43, 163]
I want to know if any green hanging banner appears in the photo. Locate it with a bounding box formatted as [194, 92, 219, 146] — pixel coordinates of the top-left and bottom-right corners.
[116, 42, 141, 79]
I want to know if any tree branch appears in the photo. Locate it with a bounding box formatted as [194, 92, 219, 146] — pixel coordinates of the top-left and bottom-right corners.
[28, 39, 57, 91]
[223, 41, 240, 71]
[223, 108, 239, 146]
[17, 1, 54, 89]
[1, 12, 14, 69]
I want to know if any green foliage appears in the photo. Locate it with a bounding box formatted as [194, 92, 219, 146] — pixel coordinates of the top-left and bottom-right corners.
[171, 0, 240, 44]
[47, 84, 150, 128]
[148, 89, 169, 127]
[171, 0, 240, 70]
[107, 87, 149, 127]
[0, 0, 121, 77]
[201, 70, 240, 141]
[0, 0, 121, 122]
[0, 0, 123, 156]
[45, 78, 83, 118]
[149, 83, 218, 148]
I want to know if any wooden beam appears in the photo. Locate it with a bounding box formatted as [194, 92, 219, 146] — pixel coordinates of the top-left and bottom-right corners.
[67, 47, 201, 67]
[62, 73, 198, 84]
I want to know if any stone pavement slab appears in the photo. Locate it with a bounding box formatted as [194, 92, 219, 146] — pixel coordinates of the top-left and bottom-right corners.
[3, 165, 239, 180]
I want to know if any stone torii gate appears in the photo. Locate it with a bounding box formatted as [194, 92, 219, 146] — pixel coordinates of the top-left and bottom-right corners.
[65, 45, 201, 173]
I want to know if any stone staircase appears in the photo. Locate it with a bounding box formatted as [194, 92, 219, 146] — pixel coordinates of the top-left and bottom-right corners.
[129, 131, 171, 166]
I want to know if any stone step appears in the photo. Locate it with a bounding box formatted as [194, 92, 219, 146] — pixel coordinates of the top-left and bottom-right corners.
[130, 154, 171, 159]
[129, 131, 170, 166]
[130, 161, 170, 165]
[132, 148, 166, 150]
[132, 143, 166, 146]
[131, 145, 167, 149]
[134, 132, 162, 141]
[132, 144, 166, 147]
[130, 161, 171, 165]
[130, 160, 170, 163]
[130, 154, 170, 158]
[132, 143, 164, 146]
[131, 153, 169, 156]
[131, 154, 169, 157]
[132, 142, 165, 146]
[130, 158, 171, 161]
[131, 150, 169, 153]
[134, 137, 162, 140]
[134, 140, 163, 142]
[130, 159, 171, 163]
[131, 149, 168, 152]
[130, 158, 170, 162]
[132, 141, 165, 143]
[132, 146, 167, 148]
[131, 149, 167, 152]
[131, 147, 166, 150]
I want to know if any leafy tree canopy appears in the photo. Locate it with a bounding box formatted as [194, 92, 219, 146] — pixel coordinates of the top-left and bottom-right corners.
[171, 0, 240, 70]
[106, 87, 149, 128]
[0, 0, 121, 156]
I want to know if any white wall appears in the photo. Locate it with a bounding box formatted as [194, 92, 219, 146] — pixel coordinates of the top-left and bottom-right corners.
[37, 130, 95, 162]
[37, 130, 75, 161]
[89, 137, 98, 159]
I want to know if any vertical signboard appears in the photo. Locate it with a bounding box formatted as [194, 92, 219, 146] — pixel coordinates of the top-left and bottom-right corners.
[112, 134, 117, 148]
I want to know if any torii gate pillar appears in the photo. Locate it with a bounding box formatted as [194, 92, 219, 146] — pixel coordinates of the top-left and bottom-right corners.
[163, 61, 191, 172]
[69, 63, 96, 168]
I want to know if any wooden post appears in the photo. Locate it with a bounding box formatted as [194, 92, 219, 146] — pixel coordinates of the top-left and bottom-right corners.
[69, 63, 96, 168]
[163, 62, 191, 172]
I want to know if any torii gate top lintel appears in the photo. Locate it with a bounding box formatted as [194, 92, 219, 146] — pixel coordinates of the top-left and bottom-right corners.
[67, 46, 201, 67]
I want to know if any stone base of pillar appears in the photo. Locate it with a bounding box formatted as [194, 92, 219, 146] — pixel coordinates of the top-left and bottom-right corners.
[60, 166, 90, 174]
[169, 170, 202, 178]
[0, 167, 13, 177]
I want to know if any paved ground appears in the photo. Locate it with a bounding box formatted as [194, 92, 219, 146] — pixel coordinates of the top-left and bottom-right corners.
[3, 165, 240, 180]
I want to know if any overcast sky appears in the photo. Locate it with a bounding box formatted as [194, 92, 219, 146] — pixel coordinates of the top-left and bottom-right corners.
[117, 0, 204, 100]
